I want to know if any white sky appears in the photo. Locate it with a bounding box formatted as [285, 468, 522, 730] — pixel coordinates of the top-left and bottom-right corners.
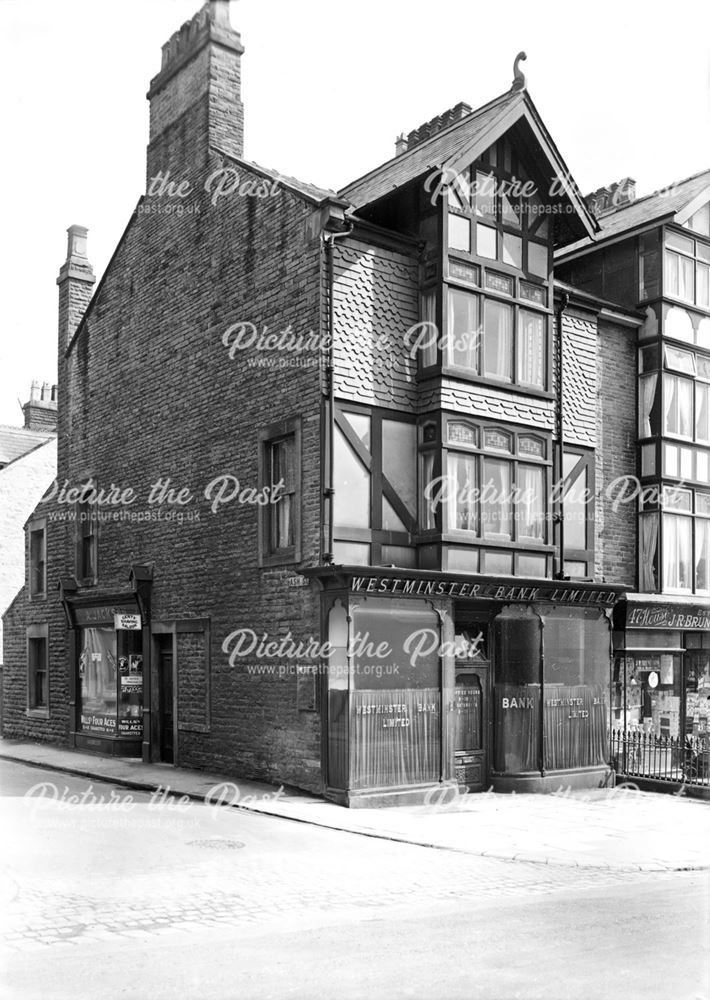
[1, 0, 709, 427]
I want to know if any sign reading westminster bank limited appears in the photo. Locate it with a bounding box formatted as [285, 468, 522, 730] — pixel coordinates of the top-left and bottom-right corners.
[350, 576, 619, 607]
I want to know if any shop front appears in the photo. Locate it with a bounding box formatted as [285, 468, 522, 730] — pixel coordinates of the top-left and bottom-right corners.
[613, 596, 710, 742]
[310, 568, 624, 806]
[60, 569, 152, 758]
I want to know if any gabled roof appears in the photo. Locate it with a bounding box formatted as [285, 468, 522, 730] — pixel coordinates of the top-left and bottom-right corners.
[0, 425, 55, 467]
[339, 88, 598, 246]
[340, 90, 520, 208]
[558, 167, 710, 258]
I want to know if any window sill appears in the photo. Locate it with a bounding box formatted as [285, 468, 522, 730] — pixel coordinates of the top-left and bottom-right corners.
[431, 369, 553, 400]
[26, 708, 50, 720]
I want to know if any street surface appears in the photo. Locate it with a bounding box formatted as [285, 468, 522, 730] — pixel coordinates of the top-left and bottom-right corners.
[1, 759, 707, 1000]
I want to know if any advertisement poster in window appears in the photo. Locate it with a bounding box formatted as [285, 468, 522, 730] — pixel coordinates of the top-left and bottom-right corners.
[119, 654, 143, 736]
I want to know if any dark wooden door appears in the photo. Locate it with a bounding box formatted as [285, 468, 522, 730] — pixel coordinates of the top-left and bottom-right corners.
[158, 642, 174, 764]
[453, 665, 489, 791]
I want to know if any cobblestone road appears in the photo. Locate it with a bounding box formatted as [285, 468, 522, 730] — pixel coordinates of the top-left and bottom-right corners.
[1, 762, 689, 955]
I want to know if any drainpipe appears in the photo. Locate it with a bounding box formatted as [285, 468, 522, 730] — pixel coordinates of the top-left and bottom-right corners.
[554, 291, 570, 579]
[323, 218, 354, 564]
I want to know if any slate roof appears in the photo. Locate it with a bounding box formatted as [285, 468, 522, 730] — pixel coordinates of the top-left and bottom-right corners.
[340, 90, 521, 209]
[0, 426, 55, 467]
[221, 154, 338, 205]
[559, 168, 710, 257]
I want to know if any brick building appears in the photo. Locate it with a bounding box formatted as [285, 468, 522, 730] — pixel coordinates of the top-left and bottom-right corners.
[558, 172, 710, 745]
[0, 383, 57, 660]
[2, 1, 705, 804]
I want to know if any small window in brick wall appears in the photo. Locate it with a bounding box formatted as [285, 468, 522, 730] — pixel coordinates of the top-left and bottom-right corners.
[27, 624, 49, 714]
[75, 480, 98, 584]
[258, 418, 302, 566]
[29, 519, 47, 599]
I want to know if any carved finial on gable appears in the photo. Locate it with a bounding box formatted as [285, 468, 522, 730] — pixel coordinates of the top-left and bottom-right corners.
[512, 52, 527, 91]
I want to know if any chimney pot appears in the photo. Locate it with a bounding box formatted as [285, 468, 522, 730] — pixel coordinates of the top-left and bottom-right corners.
[395, 133, 407, 156]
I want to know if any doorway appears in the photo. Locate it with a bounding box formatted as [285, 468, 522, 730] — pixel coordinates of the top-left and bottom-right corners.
[154, 634, 175, 764]
[452, 664, 489, 791]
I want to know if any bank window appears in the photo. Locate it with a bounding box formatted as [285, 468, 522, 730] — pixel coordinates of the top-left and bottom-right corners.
[27, 625, 48, 714]
[29, 521, 46, 599]
[259, 418, 301, 565]
[76, 484, 97, 584]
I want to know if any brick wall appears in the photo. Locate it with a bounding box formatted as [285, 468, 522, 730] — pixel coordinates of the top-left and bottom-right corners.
[595, 317, 637, 586]
[3, 157, 328, 793]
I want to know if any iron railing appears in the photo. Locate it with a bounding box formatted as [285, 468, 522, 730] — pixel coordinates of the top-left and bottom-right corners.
[609, 729, 710, 786]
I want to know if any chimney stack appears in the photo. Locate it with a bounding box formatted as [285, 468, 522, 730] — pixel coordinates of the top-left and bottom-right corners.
[146, 1, 245, 184]
[23, 379, 58, 433]
[400, 101, 472, 155]
[585, 177, 636, 216]
[57, 225, 95, 349]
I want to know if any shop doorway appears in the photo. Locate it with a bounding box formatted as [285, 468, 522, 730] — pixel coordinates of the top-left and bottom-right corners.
[452, 664, 489, 791]
[154, 634, 175, 763]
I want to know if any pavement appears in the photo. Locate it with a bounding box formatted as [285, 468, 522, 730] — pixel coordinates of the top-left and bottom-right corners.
[1, 738, 708, 873]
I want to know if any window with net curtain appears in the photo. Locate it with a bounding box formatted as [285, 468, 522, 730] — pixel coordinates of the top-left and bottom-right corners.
[493, 607, 610, 773]
[349, 599, 441, 790]
[542, 608, 609, 770]
[483, 300, 513, 380]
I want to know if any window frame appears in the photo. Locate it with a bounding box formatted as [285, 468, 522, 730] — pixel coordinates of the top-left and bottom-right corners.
[436, 417, 552, 563]
[27, 623, 49, 717]
[258, 417, 302, 567]
[28, 517, 47, 600]
[75, 477, 98, 586]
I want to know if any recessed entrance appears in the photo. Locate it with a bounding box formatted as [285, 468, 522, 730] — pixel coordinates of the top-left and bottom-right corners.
[453, 664, 489, 791]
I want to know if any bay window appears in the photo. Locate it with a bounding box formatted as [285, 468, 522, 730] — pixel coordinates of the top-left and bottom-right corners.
[518, 310, 545, 388]
[442, 286, 547, 389]
[664, 374, 693, 437]
[438, 421, 551, 572]
[483, 301, 513, 380]
[664, 227, 710, 307]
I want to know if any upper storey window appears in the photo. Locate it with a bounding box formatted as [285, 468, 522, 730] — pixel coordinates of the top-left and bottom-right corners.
[664, 228, 710, 309]
[445, 155, 551, 281]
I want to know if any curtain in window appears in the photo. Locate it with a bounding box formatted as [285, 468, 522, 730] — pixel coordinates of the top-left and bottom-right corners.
[452, 677, 482, 752]
[494, 685, 539, 772]
[664, 375, 692, 436]
[664, 514, 692, 590]
[639, 513, 659, 591]
[448, 453, 477, 532]
[639, 373, 658, 437]
[350, 688, 440, 789]
[517, 464, 544, 540]
[481, 459, 512, 538]
[518, 311, 544, 388]
[80, 628, 117, 731]
[697, 383, 710, 442]
[696, 520, 710, 593]
[544, 685, 608, 769]
[483, 301, 512, 380]
[448, 289, 478, 370]
[271, 437, 295, 547]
